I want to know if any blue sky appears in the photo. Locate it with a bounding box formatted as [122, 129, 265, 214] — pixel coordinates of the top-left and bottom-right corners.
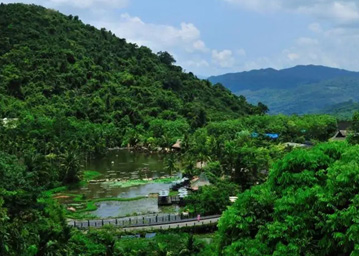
[3, 0, 359, 76]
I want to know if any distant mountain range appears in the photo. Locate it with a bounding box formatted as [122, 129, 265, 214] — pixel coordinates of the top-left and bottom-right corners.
[208, 65, 359, 116]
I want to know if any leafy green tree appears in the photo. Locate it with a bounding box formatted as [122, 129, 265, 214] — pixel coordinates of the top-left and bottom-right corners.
[217, 142, 359, 256]
[348, 111, 359, 144]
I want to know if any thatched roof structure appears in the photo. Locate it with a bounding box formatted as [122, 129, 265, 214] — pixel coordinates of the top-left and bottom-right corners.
[172, 139, 181, 149]
[332, 130, 348, 141]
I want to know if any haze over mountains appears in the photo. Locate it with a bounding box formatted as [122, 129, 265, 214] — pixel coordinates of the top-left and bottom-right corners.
[208, 65, 359, 117]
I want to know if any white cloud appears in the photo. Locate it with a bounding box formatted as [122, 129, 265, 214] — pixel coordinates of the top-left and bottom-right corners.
[223, 0, 359, 73]
[96, 14, 208, 54]
[223, 0, 280, 12]
[192, 40, 209, 52]
[223, 0, 359, 25]
[212, 49, 235, 68]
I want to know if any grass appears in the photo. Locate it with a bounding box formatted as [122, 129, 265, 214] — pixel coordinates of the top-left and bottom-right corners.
[43, 170, 102, 197]
[64, 196, 148, 219]
[42, 186, 67, 197]
[83, 170, 102, 181]
[159, 205, 180, 214]
[169, 191, 179, 196]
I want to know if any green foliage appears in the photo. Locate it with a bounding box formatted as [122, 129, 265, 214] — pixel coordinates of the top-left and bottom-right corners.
[83, 170, 102, 181]
[0, 3, 349, 256]
[0, 3, 259, 132]
[348, 111, 359, 144]
[217, 141, 359, 256]
[321, 100, 359, 120]
[67, 230, 208, 256]
[186, 180, 240, 215]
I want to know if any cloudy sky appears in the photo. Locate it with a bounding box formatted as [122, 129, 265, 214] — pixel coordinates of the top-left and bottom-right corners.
[2, 0, 359, 76]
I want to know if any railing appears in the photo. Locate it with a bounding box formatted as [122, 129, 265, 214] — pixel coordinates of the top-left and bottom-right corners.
[69, 214, 221, 229]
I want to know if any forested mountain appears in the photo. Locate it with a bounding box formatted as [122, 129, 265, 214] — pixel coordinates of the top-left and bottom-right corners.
[208, 65, 359, 115]
[208, 65, 359, 91]
[0, 3, 261, 130]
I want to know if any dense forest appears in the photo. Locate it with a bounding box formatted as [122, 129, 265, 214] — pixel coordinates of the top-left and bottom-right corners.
[0, 3, 357, 256]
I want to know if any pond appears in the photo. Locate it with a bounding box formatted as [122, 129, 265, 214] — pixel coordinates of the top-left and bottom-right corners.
[63, 150, 181, 218]
[93, 198, 159, 218]
[74, 150, 178, 199]
[85, 149, 168, 180]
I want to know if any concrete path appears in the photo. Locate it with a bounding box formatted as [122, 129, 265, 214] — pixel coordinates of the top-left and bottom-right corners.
[121, 217, 220, 232]
[68, 215, 221, 231]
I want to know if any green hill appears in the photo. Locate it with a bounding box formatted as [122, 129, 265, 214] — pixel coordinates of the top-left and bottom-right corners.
[208, 65, 359, 92]
[320, 100, 359, 120]
[0, 3, 260, 130]
[208, 65, 359, 115]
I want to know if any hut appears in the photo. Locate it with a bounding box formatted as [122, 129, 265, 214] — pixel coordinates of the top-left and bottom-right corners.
[158, 190, 171, 206]
[229, 196, 238, 203]
[332, 130, 348, 141]
[171, 139, 182, 151]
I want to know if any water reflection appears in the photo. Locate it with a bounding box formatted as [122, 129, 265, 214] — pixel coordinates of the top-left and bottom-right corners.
[93, 198, 159, 218]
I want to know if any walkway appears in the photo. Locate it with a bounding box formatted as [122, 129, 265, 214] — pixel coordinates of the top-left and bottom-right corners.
[68, 214, 220, 231]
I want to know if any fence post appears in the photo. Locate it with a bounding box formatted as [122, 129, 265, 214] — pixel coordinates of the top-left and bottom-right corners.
[88, 220, 90, 227]
[95, 222, 97, 227]
[102, 219, 104, 226]
[74, 221, 76, 227]
[129, 218, 131, 225]
[115, 219, 118, 225]
[156, 215, 158, 222]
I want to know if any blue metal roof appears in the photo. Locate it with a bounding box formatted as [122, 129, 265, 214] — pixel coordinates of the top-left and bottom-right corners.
[251, 132, 279, 139]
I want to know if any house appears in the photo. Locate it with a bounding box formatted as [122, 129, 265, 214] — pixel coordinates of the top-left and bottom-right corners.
[158, 190, 171, 206]
[251, 132, 279, 139]
[332, 130, 348, 141]
[171, 139, 181, 150]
